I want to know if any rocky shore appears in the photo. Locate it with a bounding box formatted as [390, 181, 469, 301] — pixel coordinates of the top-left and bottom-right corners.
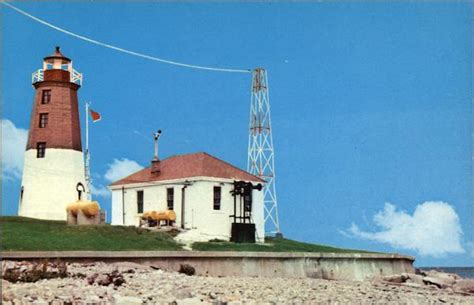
[2, 261, 474, 304]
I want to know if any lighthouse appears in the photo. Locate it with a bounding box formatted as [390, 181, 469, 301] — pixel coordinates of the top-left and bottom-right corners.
[18, 47, 87, 220]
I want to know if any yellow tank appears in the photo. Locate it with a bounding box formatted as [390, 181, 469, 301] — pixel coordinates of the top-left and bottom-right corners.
[141, 210, 176, 221]
[142, 211, 155, 220]
[66, 200, 100, 217]
[155, 210, 176, 222]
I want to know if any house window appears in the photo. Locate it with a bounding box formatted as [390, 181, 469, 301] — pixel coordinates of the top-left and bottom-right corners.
[36, 142, 46, 158]
[39, 113, 48, 128]
[167, 188, 174, 210]
[137, 190, 144, 214]
[41, 90, 51, 104]
[213, 186, 221, 210]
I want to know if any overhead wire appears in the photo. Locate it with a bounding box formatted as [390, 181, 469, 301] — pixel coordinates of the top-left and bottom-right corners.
[2, 2, 251, 74]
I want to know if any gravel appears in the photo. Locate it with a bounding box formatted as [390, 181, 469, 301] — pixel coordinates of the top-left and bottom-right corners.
[2, 261, 474, 304]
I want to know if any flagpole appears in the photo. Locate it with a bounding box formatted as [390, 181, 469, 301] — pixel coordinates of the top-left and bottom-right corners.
[85, 101, 91, 200]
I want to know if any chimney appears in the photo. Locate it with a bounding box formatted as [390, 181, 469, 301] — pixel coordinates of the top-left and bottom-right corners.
[151, 129, 162, 174]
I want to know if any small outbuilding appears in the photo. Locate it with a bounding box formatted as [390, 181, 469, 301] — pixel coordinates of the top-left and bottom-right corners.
[109, 152, 265, 242]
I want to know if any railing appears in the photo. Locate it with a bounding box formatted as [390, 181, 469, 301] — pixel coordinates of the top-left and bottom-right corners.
[31, 69, 44, 84]
[31, 68, 83, 86]
[71, 69, 83, 86]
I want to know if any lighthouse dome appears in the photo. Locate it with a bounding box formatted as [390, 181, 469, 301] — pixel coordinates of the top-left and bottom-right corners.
[44, 46, 71, 63]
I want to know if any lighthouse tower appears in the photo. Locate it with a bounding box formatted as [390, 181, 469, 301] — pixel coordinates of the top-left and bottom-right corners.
[19, 47, 87, 220]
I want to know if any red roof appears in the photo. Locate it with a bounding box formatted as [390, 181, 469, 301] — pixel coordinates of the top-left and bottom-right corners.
[110, 152, 265, 186]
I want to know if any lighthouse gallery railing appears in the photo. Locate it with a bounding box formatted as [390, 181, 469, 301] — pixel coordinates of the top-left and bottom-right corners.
[32, 69, 83, 86]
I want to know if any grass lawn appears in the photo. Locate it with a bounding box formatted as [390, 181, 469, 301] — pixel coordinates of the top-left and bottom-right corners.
[192, 237, 373, 253]
[0, 216, 182, 251]
[1, 216, 371, 253]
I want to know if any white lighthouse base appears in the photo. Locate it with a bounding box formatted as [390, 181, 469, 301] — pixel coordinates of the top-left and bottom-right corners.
[18, 149, 87, 221]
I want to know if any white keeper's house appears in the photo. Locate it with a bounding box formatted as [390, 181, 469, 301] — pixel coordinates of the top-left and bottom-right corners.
[109, 152, 265, 242]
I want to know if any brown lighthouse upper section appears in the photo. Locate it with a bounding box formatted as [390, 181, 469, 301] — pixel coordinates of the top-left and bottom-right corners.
[26, 47, 83, 152]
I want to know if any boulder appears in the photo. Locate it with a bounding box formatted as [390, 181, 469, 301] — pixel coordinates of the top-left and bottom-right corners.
[86, 273, 99, 285]
[453, 279, 474, 294]
[179, 264, 196, 276]
[426, 270, 461, 281]
[405, 274, 425, 286]
[381, 274, 408, 284]
[87, 270, 125, 287]
[1, 261, 67, 283]
[423, 272, 457, 289]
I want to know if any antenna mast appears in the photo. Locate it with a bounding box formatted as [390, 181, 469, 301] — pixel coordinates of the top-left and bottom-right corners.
[247, 68, 281, 235]
[85, 101, 92, 200]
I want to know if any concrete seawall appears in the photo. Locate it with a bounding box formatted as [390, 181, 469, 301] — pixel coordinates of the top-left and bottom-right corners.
[1, 251, 415, 281]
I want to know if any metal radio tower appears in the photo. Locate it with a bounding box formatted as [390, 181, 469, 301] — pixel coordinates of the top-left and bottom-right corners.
[247, 68, 281, 235]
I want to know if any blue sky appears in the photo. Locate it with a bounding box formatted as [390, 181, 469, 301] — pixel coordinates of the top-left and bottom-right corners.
[1, 2, 472, 267]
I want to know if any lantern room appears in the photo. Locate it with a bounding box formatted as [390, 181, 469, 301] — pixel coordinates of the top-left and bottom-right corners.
[43, 46, 72, 70]
[32, 46, 83, 86]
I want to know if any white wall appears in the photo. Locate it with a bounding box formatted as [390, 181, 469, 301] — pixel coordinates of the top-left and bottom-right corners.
[111, 177, 265, 242]
[19, 149, 87, 220]
[111, 182, 181, 227]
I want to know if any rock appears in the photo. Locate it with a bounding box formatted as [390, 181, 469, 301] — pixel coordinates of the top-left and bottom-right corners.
[96, 273, 112, 286]
[86, 273, 99, 285]
[178, 297, 204, 305]
[381, 274, 407, 284]
[405, 274, 425, 286]
[110, 270, 126, 287]
[114, 295, 143, 305]
[403, 282, 423, 288]
[423, 275, 455, 289]
[87, 270, 125, 287]
[175, 288, 193, 299]
[426, 270, 461, 281]
[415, 268, 427, 276]
[179, 264, 196, 276]
[1, 289, 15, 302]
[453, 279, 474, 294]
[84, 295, 101, 304]
[10, 287, 31, 298]
[112, 261, 149, 270]
[1, 261, 68, 283]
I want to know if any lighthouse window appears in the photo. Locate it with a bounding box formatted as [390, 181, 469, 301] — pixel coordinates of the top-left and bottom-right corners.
[167, 188, 174, 210]
[213, 186, 221, 210]
[137, 190, 144, 214]
[41, 90, 51, 104]
[36, 142, 46, 158]
[39, 113, 48, 128]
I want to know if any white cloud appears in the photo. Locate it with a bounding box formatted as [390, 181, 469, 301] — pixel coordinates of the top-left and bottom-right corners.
[1, 119, 28, 180]
[345, 201, 465, 257]
[104, 158, 143, 182]
[90, 184, 110, 198]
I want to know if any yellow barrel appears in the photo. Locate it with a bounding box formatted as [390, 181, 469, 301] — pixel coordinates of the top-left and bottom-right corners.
[66, 200, 100, 217]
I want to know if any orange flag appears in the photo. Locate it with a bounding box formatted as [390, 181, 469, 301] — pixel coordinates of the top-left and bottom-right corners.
[89, 109, 101, 122]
